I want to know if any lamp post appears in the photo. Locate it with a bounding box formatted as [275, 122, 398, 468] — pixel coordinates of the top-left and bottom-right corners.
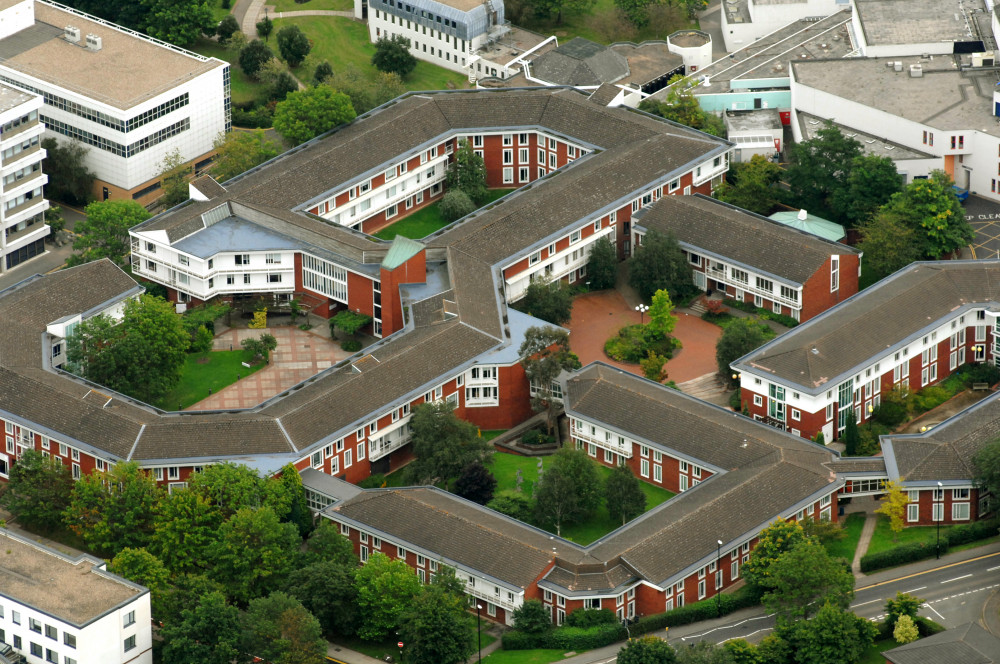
[716, 539, 723, 617]
[635, 303, 649, 325]
[936, 481, 943, 559]
[476, 604, 483, 664]
[867, 403, 874, 432]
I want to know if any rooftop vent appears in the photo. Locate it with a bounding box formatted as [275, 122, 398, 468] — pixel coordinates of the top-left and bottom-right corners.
[797, 209, 808, 221]
[810, 347, 819, 355]
[63, 26, 80, 42]
[85, 34, 102, 51]
[909, 63, 923, 78]
[893, 61, 903, 72]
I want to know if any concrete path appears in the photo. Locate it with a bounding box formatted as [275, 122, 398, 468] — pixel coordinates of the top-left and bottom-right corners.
[239, 0, 268, 37]
[271, 9, 354, 18]
[851, 512, 879, 577]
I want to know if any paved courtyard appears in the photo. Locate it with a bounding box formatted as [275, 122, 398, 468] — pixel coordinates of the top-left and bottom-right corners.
[566, 291, 721, 384]
[188, 326, 351, 410]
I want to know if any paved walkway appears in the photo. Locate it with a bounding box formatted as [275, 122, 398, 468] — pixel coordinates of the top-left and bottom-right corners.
[270, 8, 354, 18]
[188, 326, 350, 410]
[852, 512, 879, 576]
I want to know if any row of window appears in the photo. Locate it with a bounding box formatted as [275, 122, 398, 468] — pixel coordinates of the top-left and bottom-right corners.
[0, 110, 37, 136]
[41, 115, 189, 158]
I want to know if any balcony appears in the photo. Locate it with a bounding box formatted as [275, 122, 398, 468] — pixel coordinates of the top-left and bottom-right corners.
[571, 427, 632, 459]
[465, 583, 517, 611]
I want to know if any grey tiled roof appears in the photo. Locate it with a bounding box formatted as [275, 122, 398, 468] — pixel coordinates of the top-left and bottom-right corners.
[532, 38, 630, 86]
[826, 458, 887, 474]
[884, 622, 1000, 664]
[634, 194, 858, 285]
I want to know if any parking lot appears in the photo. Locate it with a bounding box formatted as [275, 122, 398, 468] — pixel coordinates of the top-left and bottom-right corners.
[964, 194, 1000, 259]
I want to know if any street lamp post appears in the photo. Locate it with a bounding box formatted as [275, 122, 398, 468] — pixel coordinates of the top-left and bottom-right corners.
[716, 539, 723, 617]
[936, 481, 943, 559]
[635, 303, 649, 325]
[867, 403, 874, 433]
[476, 604, 483, 664]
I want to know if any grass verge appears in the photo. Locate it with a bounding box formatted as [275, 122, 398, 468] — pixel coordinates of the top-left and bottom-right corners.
[154, 350, 265, 410]
[824, 512, 866, 562]
[859, 638, 903, 664]
[482, 650, 571, 664]
[271, 0, 352, 11]
[866, 515, 952, 556]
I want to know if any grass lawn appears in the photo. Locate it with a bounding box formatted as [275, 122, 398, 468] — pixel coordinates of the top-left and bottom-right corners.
[191, 38, 269, 105]
[824, 512, 866, 562]
[154, 350, 265, 410]
[482, 650, 570, 664]
[271, 0, 352, 11]
[481, 429, 507, 441]
[375, 189, 515, 240]
[519, 0, 698, 44]
[866, 515, 952, 556]
[859, 638, 903, 664]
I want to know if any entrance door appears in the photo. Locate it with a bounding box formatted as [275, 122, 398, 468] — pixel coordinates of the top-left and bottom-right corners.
[693, 271, 707, 291]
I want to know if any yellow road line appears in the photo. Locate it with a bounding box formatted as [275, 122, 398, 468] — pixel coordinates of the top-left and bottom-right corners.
[856, 550, 1000, 591]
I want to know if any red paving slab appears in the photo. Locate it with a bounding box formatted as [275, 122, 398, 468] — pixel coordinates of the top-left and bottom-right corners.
[566, 291, 721, 383]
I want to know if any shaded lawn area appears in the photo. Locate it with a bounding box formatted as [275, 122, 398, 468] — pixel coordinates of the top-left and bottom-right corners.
[191, 38, 268, 105]
[859, 638, 904, 664]
[154, 350, 265, 410]
[375, 189, 515, 240]
[483, 649, 571, 664]
[867, 515, 953, 556]
[824, 512, 866, 562]
[333, 624, 496, 661]
[481, 429, 507, 441]
[519, 0, 698, 44]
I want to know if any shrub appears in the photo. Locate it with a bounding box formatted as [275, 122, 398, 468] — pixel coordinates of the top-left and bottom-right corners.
[358, 474, 386, 488]
[915, 617, 946, 637]
[758, 310, 799, 328]
[872, 386, 910, 427]
[521, 429, 554, 446]
[439, 189, 476, 222]
[566, 608, 617, 628]
[945, 519, 999, 547]
[604, 325, 676, 364]
[958, 362, 1000, 387]
[216, 15, 240, 44]
[511, 599, 552, 635]
[341, 339, 362, 352]
[859, 541, 939, 573]
[239, 40, 274, 79]
[232, 105, 273, 129]
[640, 350, 667, 381]
[486, 491, 533, 522]
[912, 385, 950, 413]
[704, 300, 728, 316]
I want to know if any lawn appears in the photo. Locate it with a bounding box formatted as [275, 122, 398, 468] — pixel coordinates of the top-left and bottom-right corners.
[271, 0, 352, 11]
[519, 0, 698, 44]
[866, 515, 952, 556]
[374, 189, 515, 240]
[481, 429, 507, 441]
[154, 350, 265, 410]
[482, 649, 570, 664]
[824, 512, 866, 563]
[859, 637, 904, 664]
[191, 37, 269, 105]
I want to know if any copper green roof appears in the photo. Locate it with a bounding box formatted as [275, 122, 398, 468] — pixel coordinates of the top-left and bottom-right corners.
[382, 236, 425, 270]
[768, 210, 846, 243]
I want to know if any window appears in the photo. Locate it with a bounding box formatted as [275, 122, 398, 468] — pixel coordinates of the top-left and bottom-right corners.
[45, 625, 57, 640]
[653, 464, 662, 482]
[907, 504, 919, 522]
[641, 458, 649, 477]
[933, 503, 944, 522]
[31, 643, 42, 658]
[46, 650, 57, 663]
[30, 618, 42, 633]
[953, 502, 970, 520]
[345, 449, 353, 468]
[953, 488, 970, 500]
[753, 394, 763, 407]
[831, 256, 839, 292]
[124, 635, 136, 652]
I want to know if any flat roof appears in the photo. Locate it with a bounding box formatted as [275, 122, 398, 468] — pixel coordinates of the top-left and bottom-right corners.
[855, 0, 974, 47]
[725, 108, 781, 132]
[0, 79, 35, 112]
[0, 530, 143, 626]
[796, 111, 936, 161]
[0, 1, 224, 111]
[792, 56, 1000, 138]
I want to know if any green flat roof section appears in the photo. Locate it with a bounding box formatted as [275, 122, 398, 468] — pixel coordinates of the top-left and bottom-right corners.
[382, 235, 425, 270]
[768, 210, 846, 243]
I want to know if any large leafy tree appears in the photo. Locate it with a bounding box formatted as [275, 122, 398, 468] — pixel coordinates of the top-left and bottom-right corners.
[533, 447, 602, 536]
[143, 0, 215, 46]
[150, 488, 223, 574]
[161, 591, 242, 664]
[67, 199, 150, 267]
[398, 578, 476, 664]
[454, 461, 498, 505]
[241, 592, 326, 664]
[209, 506, 302, 604]
[239, 39, 274, 79]
[741, 518, 811, 591]
[354, 552, 422, 640]
[371, 35, 417, 78]
[857, 209, 921, 282]
[760, 540, 854, 621]
[715, 155, 782, 215]
[884, 591, 923, 631]
[276, 24, 311, 67]
[519, 326, 581, 436]
[445, 139, 488, 205]
[785, 123, 863, 221]
[300, 520, 357, 567]
[512, 599, 552, 634]
[64, 462, 164, 556]
[285, 560, 359, 636]
[881, 170, 972, 258]
[605, 462, 646, 526]
[66, 294, 191, 403]
[638, 76, 724, 136]
[108, 548, 171, 618]
[273, 85, 357, 146]
[973, 439, 1000, 513]
[831, 154, 902, 226]
[41, 138, 95, 205]
[716, 318, 768, 389]
[210, 130, 281, 183]
[785, 602, 877, 664]
[586, 236, 618, 290]
[516, 277, 575, 325]
[0, 449, 74, 532]
[187, 462, 266, 520]
[629, 230, 694, 301]
[618, 635, 677, 664]
[407, 400, 491, 485]
[674, 641, 736, 663]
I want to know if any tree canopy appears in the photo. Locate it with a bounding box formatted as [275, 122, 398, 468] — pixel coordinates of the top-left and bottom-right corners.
[586, 235, 618, 290]
[41, 138, 95, 206]
[241, 592, 327, 664]
[831, 154, 903, 226]
[973, 439, 1000, 514]
[857, 209, 921, 282]
[784, 123, 864, 222]
[532, 0, 595, 25]
[161, 591, 241, 664]
[372, 35, 418, 78]
[0, 449, 74, 532]
[324, 65, 406, 114]
[618, 635, 677, 664]
[158, 148, 191, 208]
[716, 318, 769, 389]
[354, 552, 422, 640]
[605, 461, 646, 525]
[208, 506, 302, 604]
[533, 447, 602, 535]
[516, 277, 575, 325]
[68, 199, 151, 267]
[285, 560, 359, 637]
[239, 40, 274, 79]
[150, 487, 222, 574]
[647, 289, 677, 339]
[276, 24, 311, 67]
[398, 578, 476, 664]
[519, 326, 581, 435]
[274, 85, 357, 146]
[143, 0, 215, 46]
[741, 518, 811, 591]
[880, 170, 972, 259]
[454, 460, 498, 505]
[406, 400, 492, 485]
[784, 602, 877, 664]
[445, 139, 488, 205]
[714, 155, 782, 215]
[639, 76, 724, 136]
[629, 230, 694, 301]
[211, 130, 281, 183]
[759, 539, 854, 621]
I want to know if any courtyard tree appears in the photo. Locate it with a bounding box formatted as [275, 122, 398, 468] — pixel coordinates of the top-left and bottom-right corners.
[300, 520, 356, 567]
[398, 576, 476, 664]
[0, 449, 74, 532]
[618, 636, 677, 664]
[150, 488, 223, 574]
[439, 189, 476, 222]
[586, 235, 618, 290]
[741, 518, 811, 591]
[760, 540, 854, 621]
[881, 170, 972, 258]
[187, 461, 267, 520]
[330, 309, 372, 342]
[842, 408, 860, 455]
[716, 318, 769, 388]
[239, 39, 274, 79]
[784, 122, 863, 221]
[715, 154, 782, 215]
[605, 461, 646, 525]
[973, 439, 1000, 513]
[454, 460, 498, 505]
[209, 506, 301, 604]
[211, 130, 281, 183]
[519, 326, 581, 437]
[41, 138, 95, 205]
[406, 400, 492, 485]
[785, 602, 877, 664]
[242, 332, 278, 362]
[445, 139, 488, 205]
[628, 229, 694, 301]
[516, 276, 574, 325]
[161, 591, 242, 664]
[857, 209, 921, 281]
[273, 85, 357, 146]
[276, 24, 311, 67]
[639, 76, 725, 136]
[67, 199, 150, 267]
[371, 35, 417, 78]
[647, 288, 677, 339]
[157, 148, 191, 208]
[108, 548, 171, 618]
[241, 592, 326, 664]
[354, 552, 422, 640]
[533, 447, 601, 535]
[875, 480, 909, 542]
[832, 154, 903, 226]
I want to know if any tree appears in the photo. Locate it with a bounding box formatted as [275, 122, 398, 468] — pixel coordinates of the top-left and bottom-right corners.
[188, 461, 267, 519]
[519, 326, 581, 436]
[876, 480, 909, 542]
[741, 518, 811, 591]
[533, 0, 596, 25]
[973, 439, 1000, 514]
[301, 520, 356, 567]
[407, 400, 492, 485]
[68, 199, 150, 267]
[256, 15, 274, 42]
[454, 461, 498, 505]
[893, 614, 919, 645]
[785, 123, 863, 221]
[271, 71, 299, 102]
[215, 14, 240, 44]
[629, 230, 694, 301]
[884, 592, 922, 631]
[487, 491, 533, 521]
[209, 506, 301, 604]
[512, 599, 552, 634]
[144, 0, 215, 46]
[674, 641, 735, 664]
[516, 277, 574, 326]
[191, 324, 214, 354]
[108, 548, 171, 618]
[831, 154, 902, 226]
[606, 462, 645, 525]
[398, 581, 476, 664]
[150, 488, 222, 574]
[445, 139, 488, 205]
[285, 560, 359, 636]
[158, 148, 191, 207]
[842, 408, 859, 455]
[326, 65, 406, 115]
[276, 24, 311, 67]
[716, 318, 768, 389]
[618, 635, 677, 664]
[615, 0, 658, 28]
[881, 170, 972, 259]
[638, 77, 724, 137]
[63, 462, 163, 556]
[439, 189, 476, 222]
[313, 60, 333, 83]
[66, 294, 191, 403]
[760, 540, 854, 621]
[857, 209, 921, 281]
[240, 39, 275, 79]
[45, 205, 66, 234]
[276, 464, 314, 537]
[354, 552, 422, 640]
[586, 236, 618, 290]
[241, 592, 326, 664]
[647, 289, 677, 339]
[161, 591, 242, 664]
[785, 602, 877, 664]
[0, 449, 73, 532]
[242, 332, 279, 362]
[723, 639, 761, 664]
[715, 155, 782, 215]
[371, 35, 417, 78]
[41, 138, 95, 205]
[273, 85, 357, 146]
[533, 448, 601, 536]
[800, 516, 845, 548]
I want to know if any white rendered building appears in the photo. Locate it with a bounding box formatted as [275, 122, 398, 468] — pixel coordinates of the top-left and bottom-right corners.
[0, 0, 229, 205]
[0, 81, 48, 273]
[720, 0, 842, 52]
[0, 529, 152, 664]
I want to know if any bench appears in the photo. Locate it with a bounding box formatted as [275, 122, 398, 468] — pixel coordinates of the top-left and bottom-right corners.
[973, 382, 990, 391]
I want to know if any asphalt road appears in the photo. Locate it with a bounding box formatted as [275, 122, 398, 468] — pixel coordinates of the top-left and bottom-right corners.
[964, 194, 1000, 260]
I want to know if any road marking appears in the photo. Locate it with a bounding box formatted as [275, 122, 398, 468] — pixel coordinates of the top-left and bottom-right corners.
[941, 574, 973, 584]
[923, 602, 945, 622]
[678, 614, 775, 641]
[987, 565, 1000, 572]
[851, 598, 882, 608]
[716, 627, 773, 645]
[855, 551, 1000, 591]
[903, 587, 926, 594]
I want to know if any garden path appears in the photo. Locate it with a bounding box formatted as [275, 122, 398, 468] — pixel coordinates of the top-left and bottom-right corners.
[852, 512, 879, 577]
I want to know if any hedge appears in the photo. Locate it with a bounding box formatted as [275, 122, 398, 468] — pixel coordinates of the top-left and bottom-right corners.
[721, 298, 799, 328]
[860, 520, 999, 573]
[945, 519, 1000, 547]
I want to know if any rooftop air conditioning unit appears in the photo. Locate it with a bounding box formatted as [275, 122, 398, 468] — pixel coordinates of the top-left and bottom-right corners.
[64, 26, 80, 42]
[909, 63, 923, 77]
[893, 61, 903, 71]
[85, 34, 102, 51]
